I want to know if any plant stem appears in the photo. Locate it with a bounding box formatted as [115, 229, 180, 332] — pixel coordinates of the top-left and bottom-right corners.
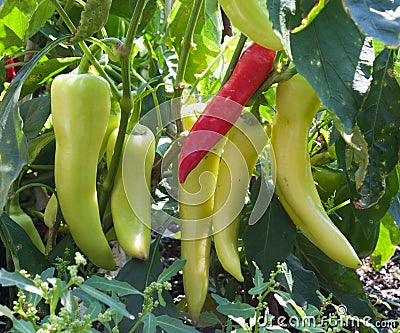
[173, 0, 204, 134]
[173, 0, 204, 97]
[221, 33, 247, 85]
[50, 0, 120, 100]
[98, 0, 149, 218]
[184, 35, 239, 102]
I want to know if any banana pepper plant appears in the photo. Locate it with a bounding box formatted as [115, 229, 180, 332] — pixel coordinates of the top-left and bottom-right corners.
[0, 0, 398, 331]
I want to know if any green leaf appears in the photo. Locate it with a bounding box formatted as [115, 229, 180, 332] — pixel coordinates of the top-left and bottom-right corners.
[355, 49, 400, 208]
[0, 34, 70, 211]
[336, 139, 399, 238]
[0, 0, 36, 55]
[20, 95, 51, 140]
[86, 301, 103, 321]
[199, 311, 221, 326]
[156, 315, 200, 332]
[27, 131, 54, 164]
[211, 293, 229, 306]
[69, 0, 112, 44]
[48, 277, 64, 314]
[248, 263, 269, 295]
[0, 304, 36, 332]
[79, 284, 135, 320]
[168, 0, 204, 52]
[184, 34, 220, 84]
[0, 0, 54, 55]
[244, 191, 296, 277]
[156, 259, 186, 284]
[0, 213, 51, 274]
[389, 191, 400, 227]
[0, 304, 14, 319]
[370, 211, 400, 269]
[274, 290, 306, 319]
[0, 268, 42, 295]
[216, 301, 256, 320]
[269, 0, 373, 136]
[277, 254, 320, 307]
[25, 0, 54, 42]
[133, 0, 158, 36]
[60, 289, 76, 315]
[296, 234, 375, 318]
[116, 242, 183, 332]
[343, 0, 400, 48]
[110, 0, 132, 19]
[21, 57, 80, 97]
[142, 312, 157, 333]
[84, 275, 143, 297]
[203, 0, 222, 46]
[10, 318, 36, 333]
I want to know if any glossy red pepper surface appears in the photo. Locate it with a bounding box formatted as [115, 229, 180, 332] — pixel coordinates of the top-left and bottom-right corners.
[178, 43, 275, 183]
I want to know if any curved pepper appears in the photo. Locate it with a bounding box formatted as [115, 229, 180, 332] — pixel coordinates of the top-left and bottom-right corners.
[43, 194, 58, 228]
[8, 195, 45, 253]
[212, 112, 267, 282]
[178, 43, 275, 183]
[51, 73, 116, 270]
[107, 124, 155, 260]
[218, 0, 283, 50]
[313, 166, 380, 258]
[179, 128, 225, 324]
[271, 74, 361, 269]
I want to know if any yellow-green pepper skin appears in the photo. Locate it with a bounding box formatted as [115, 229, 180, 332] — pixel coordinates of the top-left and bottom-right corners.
[212, 112, 267, 282]
[51, 73, 116, 271]
[107, 124, 155, 260]
[179, 118, 225, 324]
[43, 194, 58, 228]
[218, 0, 283, 50]
[271, 74, 361, 269]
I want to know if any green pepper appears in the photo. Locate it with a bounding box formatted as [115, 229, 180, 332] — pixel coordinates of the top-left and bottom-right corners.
[212, 112, 268, 282]
[218, 0, 283, 50]
[45, 102, 121, 230]
[99, 100, 121, 159]
[43, 193, 58, 228]
[107, 124, 155, 260]
[8, 195, 45, 254]
[312, 166, 380, 258]
[51, 73, 116, 270]
[271, 74, 361, 268]
[179, 119, 225, 324]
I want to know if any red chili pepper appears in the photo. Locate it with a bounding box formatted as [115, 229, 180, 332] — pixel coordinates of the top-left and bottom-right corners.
[5, 59, 16, 82]
[178, 43, 276, 183]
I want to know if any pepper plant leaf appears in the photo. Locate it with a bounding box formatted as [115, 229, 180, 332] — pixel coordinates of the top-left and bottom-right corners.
[295, 234, 375, 318]
[20, 57, 80, 97]
[0, 0, 54, 55]
[370, 212, 400, 269]
[0, 213, 51, 275]
[342, 0, 400, 48]
[277, 254, 320, 307]
[0, 35, 70, 210]
[354, 48, 400, 208]
[244, 185, 296, 278]
[68, 0, 112, 44]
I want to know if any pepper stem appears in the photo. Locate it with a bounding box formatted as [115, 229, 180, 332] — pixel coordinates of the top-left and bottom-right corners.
[50, 0, 120, 100]
[98, 0, 149, 219]
[173, 0, 205, 135]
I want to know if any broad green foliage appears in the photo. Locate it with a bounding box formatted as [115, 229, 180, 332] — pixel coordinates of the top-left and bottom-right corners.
[0, 0, 399, 331]
[343, 0, 400, 48]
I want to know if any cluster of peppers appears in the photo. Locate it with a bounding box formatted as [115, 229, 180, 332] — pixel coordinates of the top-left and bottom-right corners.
[178, 44, 362, 322]
[8, 0, 363, 325]
[47, 73, 155, 270]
